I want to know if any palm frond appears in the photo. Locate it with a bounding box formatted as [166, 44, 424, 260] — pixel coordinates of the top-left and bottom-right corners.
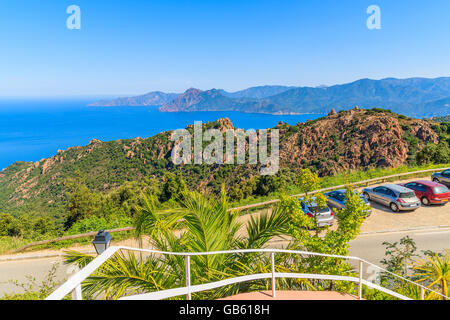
[63, 250, 95, 268]
[245, 205, 290, 249]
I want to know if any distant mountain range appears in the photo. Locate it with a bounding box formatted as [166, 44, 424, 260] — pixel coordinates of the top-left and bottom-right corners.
[433, 115, 450, 122]
[88, 77, 450, 117]
[89, 91, 179, 107]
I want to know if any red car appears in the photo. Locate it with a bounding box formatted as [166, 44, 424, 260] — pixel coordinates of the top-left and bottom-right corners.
[400, 180, 450, 206]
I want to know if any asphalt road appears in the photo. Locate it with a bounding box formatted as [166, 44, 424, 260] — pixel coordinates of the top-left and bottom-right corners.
[349, 227, 450, 265]
[1, 227, 449, 297]
[0, 257, 67, 297]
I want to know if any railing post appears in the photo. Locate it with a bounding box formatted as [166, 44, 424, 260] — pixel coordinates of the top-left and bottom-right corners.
[67, 265, 82, 300]
[358, 260, 363, 300]
[185, 255, 191, 300]
[71, 284, 82, 300]
[271, 252, 276, 298]
[420, 287, 425, 300]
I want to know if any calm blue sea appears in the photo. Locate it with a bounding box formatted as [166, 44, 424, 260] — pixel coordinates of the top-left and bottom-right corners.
[0, 99, 325, 170]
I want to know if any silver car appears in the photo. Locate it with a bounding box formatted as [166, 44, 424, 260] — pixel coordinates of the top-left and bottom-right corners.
[298, 197, 334, 227]
[432, 169, 450, 187]
[362, 184, 421, 212]
[324, 189, 372, 217]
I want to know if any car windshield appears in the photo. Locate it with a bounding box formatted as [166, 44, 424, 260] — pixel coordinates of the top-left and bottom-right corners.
[310, 206, 329, 214]
[399, 192, 416, 199]
[433, 186, 450, 194]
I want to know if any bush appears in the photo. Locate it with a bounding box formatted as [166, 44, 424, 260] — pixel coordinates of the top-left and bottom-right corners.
[416, 141, 450, 165]
[64, 180, 103, 229]
[67, 215, 132, 235]
[0, 213, 21, 237]
[229, 178, 257, 201]
[255, 175, 284, 196]
[159, 173, 187, 203]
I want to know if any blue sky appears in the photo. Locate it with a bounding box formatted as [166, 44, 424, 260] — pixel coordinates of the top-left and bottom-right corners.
[1, 0, 450, 97]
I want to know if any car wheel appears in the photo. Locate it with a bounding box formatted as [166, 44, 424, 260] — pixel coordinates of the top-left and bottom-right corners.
[421, 197, 430, 206]
[390, 202, 399, 212]
[433, 178, 440, 183]
[363, 192, 370, 200]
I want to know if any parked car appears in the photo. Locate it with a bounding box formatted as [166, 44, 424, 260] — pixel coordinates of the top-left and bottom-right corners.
[298, 197, 334, 227]
[362, 184, 421, 212]
[399, 180, 450, 206]
[432, 169, 450, 187]
[324, 189, 372, 216]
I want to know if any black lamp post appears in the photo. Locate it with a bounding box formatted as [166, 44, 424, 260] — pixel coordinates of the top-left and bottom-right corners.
[92, 230, 112, 255]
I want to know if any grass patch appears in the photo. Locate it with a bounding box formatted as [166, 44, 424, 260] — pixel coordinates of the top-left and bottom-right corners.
[0, 237, 29, 255]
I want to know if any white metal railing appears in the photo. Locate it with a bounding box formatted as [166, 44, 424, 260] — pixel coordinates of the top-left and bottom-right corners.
[46, 246, 449, 301]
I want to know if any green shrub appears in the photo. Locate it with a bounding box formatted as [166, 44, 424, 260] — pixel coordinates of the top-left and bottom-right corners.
[0, 213, 21, 237]
[67, 215, 132, 235]
[416, 142, 450, 165]
[160, 173, 187, 202]
[255, 175, 284, 196]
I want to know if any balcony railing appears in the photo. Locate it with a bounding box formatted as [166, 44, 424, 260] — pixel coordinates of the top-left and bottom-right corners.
[46, 246, 449, 301]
